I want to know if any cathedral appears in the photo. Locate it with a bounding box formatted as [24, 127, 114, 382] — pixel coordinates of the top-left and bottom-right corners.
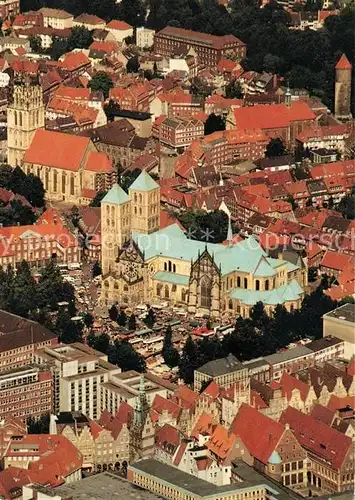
[100, 170, 307, 318]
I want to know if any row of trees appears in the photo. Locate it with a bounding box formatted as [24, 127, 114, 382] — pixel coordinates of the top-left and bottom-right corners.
[178, 285, 338, 383]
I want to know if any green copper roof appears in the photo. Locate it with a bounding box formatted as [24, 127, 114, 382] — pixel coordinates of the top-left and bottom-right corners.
[129, 170, 159, 192]
[254, 257, 277, 277]
[101, 183, 130, 205]
[153, 271, 189, 286]
[269, 451, 282, 465]
[230, 279, 303, 306]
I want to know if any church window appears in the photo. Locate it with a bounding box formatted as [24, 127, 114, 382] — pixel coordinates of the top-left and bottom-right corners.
[19, 112, 22, 127]
[45, 170, 49, 190]
[14, 111, 17, 126]
[157, 283, 163, 296]
[172, 285, 177, 292]
[168, 261, 172, 272]
[134, 193, 137, 202]
[265, 279, 269, 291]
[181, 288, 187, 302]
[290, 304, 294, 312]
[139, 194, 142, 203]
[164, 285, 169, 299]
[244, 278, 248, 289]
[201, 277, 211, 308]
[256, 280, 260, 291]
[173, 264, 176, 273]
[164, 262, 167, 271]
[114, 282, 119, 289]
[62, 173, 66, 194]
[53, 171, 58, 192]
[139, 207, 142, 215]
[229, 299, 233, 310]
[134, 207, 137, 214]
[237, 276, 241, 287]
[70, 175, 75, 196]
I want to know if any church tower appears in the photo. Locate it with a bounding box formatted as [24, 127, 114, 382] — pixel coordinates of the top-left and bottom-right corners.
[129, 170, 160, 234]
[7, 75, 45, 167]
[129, 375, 154, 462]
[334, 53, 352, 121]
[101, 183, 131, 275]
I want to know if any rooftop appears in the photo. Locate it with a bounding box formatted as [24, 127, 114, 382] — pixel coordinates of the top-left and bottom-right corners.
[323, 303, 355, 324]
[264, 345, 313, 365]
[129, 170, 159, 192]
[197, 353, 243, 377]
[102, 183, 130, 205]
[38, 472, 164, 499]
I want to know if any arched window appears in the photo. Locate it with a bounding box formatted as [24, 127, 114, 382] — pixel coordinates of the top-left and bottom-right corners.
[164, 262, 167, 271]
[265, 279, 269, 291]
[181, 288, 187, 302]
[229, 299, 233, 310]
[244, 278, 248, 289]
[164, 285, 169, 299]
[139, 194, 142, 203]
[53, 171, 58, 192]
[173, 264, 176, 273]
[237, 276, 241, 288]
[201, 277, 211, 308]
[290, 304, 294, 312]
[45, 170, 49, 190]
[256, 280, 260, 291]
[168, 261, 172, 272]
[157, 283, 163, 296]
[14, 111, 17, 126]
[62, 173, 66, 194]
[19, 112, 22, 127]
[134, 206, 137, 214]
[70, 175, 75, 196]
[139, 207, 142, 215]
[134, 193, 137, 202]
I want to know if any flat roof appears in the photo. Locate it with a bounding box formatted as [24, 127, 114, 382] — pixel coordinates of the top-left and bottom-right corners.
[264, 345, 313, 365]
[38, 471, 164, 499]
[323, 303, 355, 324]
[307, 336, 343, 352]
[197, 353, 244, 377]
[129, 458, 289, 498]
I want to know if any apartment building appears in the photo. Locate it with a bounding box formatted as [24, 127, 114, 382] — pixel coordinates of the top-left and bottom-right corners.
[136, 27, 155, 48]
[158, 116, 204, 150]
[0, 364, 52, 420]
[194, 354, 249, 392]
[39, 8, 73, 29]
[0, 310, 58, 373]
[0, 0, 19, 19]
[323, 304, 355, 359]
[154, 26, 246, 67]
[264, 346, 315, 381]
[34, 343, 121, 419]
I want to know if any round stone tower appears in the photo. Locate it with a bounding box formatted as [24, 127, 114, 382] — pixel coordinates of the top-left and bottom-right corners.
[334, 53, 352, 121]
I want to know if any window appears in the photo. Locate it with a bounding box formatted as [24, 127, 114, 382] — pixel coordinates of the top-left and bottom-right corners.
[201, 277, 211, 308]
[237, 276, 241, 287]
[265, 279, 269, 291]
[244, 278, 248, 289]
[256, 280, 260, 291]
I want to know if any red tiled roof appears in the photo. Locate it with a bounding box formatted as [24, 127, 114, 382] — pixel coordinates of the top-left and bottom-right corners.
[233, 101, 315, 130]
[151, 394, 181, 419]
[335, 54, 352, 70]
[106, 20, 132, 30]
[321, 251, 351, 272]
[172, 385, 199, 409]
[85, 151, 112, 173]
[327, 395, 355, 412]
[60, 51, 90, 71]
[201, 380, 220, 399]
[191, 413, 216, 440]
[23, 129, 91, 171]
[311, 404, 335, 426]
[230, 404, 284, 464]
[155, 423, 182, 449]
[156, 26, 244, 50]
[278, 372, 310, 402]
[280, 406, 352, 470]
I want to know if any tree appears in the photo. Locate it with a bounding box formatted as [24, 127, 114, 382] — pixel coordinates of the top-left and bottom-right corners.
[225, 80, 243, 99]
[7, 260, 37, 317]
[265, 138, 287, 157]
[162, 325, 180, 367]
[37, 260, 75, 311]
[27, 414, 49, 434]
[109, 304, 119, 322]
[308, 267, 318, 282]
[118, 0, 146, 26]
[90, 191, 107, 207]
[87, 332, 110, 353]
[89, 71, 113, 99]
[144, 308, 155, 328]
[82, 312, 94, 328]
[0, 165, 45, 208]
[67, 26, 93, 52]
[0, 200, 36, 227]
[337, 192, 355, 219]
[92, 260, 102, 278]
[110, 340, 146, 372]
[126, 55, 140, 73]
[29, 35, 42, 53]
[178, 209, 229, 243]
[285, 194, 298, 211]
[179, 335, 200, 384]
[128, 313, 137, 331]
[49, 37, 68, 60]
[204, 113, 226, 136]
[117, 310, 127, 326]
[55, 310, 83, 344]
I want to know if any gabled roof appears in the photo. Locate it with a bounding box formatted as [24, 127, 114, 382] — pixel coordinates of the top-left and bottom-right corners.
[280, 406, 352, 470]
[102, 183, 130, 205]
[129, 170, 159, 192]
[230, 404, 285, 464]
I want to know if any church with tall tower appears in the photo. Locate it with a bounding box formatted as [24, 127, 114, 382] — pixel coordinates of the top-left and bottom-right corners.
[7, 75, 45, 168]
[334, 53, 352, 121]
[100, 170, 307, 319]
